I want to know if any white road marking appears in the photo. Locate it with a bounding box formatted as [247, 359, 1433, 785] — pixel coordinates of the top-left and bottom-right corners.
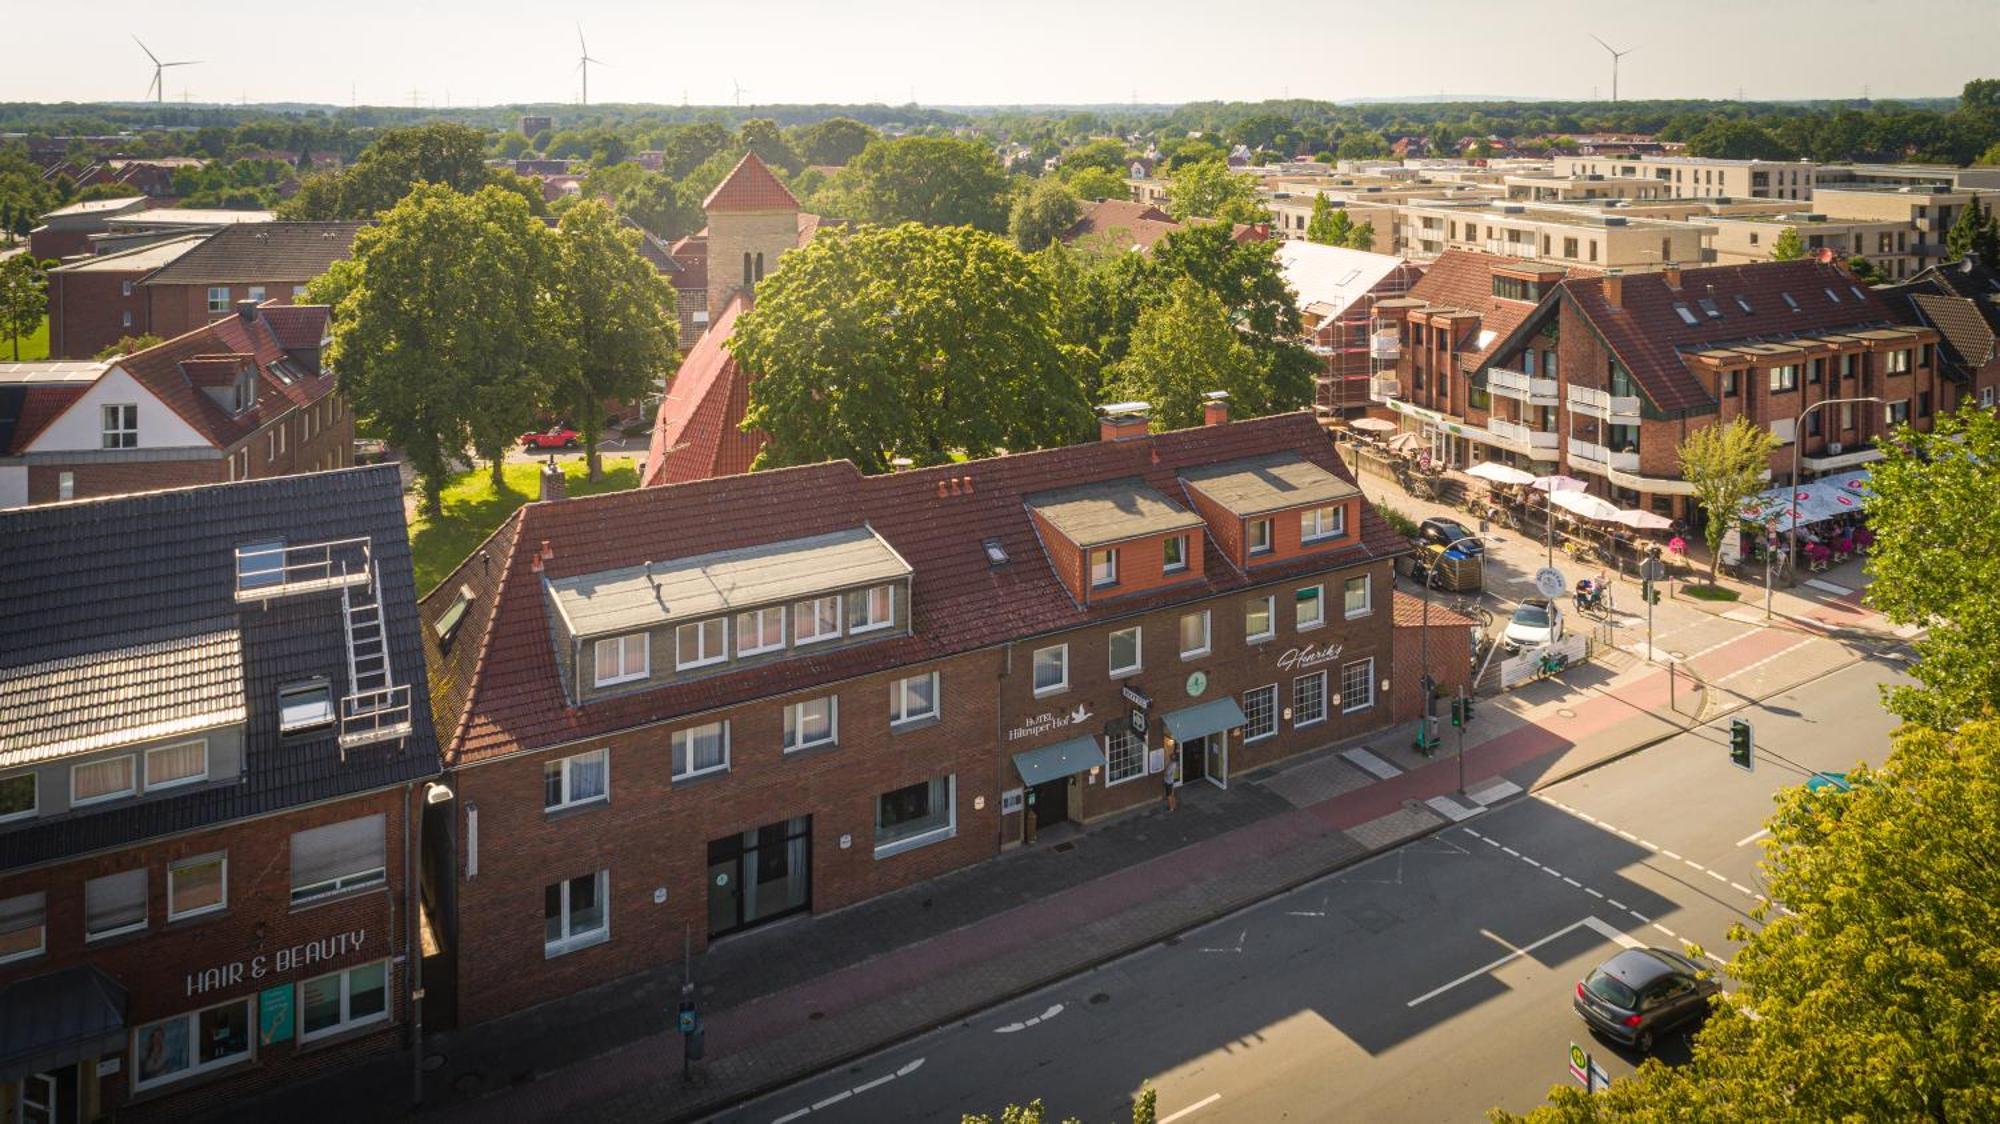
[1804, 577, 1853, 595]
[1705, 870, 1730, 884]
[851, 1073, 897, 1094]
[811, 1090, 853, 1110]
[1716, 638, 1817, 684]
[1606, 900, 1628, 911]
[1200, 929, 1247, 954]
[1731, 882, 1755, 896]
[1685, 634, 1749, 662]
[1736, 827, 1772, 848]
[1426, 794, 1485, 822]
[1630, 912, 1651, 923]
[1652, 923, 1677, 939]
[992, 1003, 1065, 1034]
[774, 1057, 927, 1122]
[774, 1110, 811, 1124]
[897, 1059, 924, 1077]
[1583, 887, 1604, 899]
[1407, 916, 1639, 1007]
[1159, 1093, 1223, 1123]
[1502, 846, 1521, 857]
[1636, 839, 1659, 851]
[1466, 778, 1523, 806]
[1563, 877, 1582, 887]
[1660, 849, 1683, 861]
[1343, 748, 1403, 779]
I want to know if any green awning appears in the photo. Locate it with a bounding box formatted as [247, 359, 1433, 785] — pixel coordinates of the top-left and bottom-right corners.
[1012, 735, 1106, 786]
[1162, 697, 1247, 743]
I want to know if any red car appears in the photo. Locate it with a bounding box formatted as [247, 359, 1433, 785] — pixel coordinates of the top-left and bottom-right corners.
[520, 426, 579, 449]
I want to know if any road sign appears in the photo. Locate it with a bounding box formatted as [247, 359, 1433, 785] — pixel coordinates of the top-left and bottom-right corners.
[1568, 1042, 1590, 1086]
[1535, 566, 1568, 599]
[1590, 1058, 1612, 1091]
[1639, 557, 1667, 583]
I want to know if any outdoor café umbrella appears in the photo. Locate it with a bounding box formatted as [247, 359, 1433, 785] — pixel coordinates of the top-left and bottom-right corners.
[1549, 489, 1622, 521]
[1350, 417, 1397, 433]
[1386, 432, 1422, 452]
[1609, 508, 1674, 531]
[1466, 461, 1536, 486]
[1529, 473, 1588, 493]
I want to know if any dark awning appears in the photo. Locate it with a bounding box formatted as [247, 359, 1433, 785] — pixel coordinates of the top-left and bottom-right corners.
[1162, 697, 1248, 743]
[1012, 735, 1106, 787]
[0, 965, 128, 1080]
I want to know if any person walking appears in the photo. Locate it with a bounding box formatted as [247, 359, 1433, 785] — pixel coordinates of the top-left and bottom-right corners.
[1161, 750, 1179, 812]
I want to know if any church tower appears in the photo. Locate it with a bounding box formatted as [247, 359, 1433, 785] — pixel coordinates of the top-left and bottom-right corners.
[701, 152, 801, 319]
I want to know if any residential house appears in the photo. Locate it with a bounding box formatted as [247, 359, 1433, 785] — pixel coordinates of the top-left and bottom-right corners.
[137, 222, 362, 343]
[44, 236, 207, 360]
[1881, 255, 2000, 413]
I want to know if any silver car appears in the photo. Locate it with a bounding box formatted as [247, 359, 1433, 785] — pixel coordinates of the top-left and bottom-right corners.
[1503, 598, 1564, 653]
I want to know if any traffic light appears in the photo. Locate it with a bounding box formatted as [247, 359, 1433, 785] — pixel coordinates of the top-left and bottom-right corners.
[1729, 718, 1754, 772]
[1643, 579, 1661, 605]
[1462, 696, 1476, 725]
[1450, 697, 1465, 728]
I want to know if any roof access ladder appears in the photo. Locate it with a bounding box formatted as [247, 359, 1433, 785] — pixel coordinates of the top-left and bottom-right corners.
[338, 558, 413, 752]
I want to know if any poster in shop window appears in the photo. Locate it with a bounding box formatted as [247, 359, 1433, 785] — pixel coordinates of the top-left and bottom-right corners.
[260, 984, 295, 1045]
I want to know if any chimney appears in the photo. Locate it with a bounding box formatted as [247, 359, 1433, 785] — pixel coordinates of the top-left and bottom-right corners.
[1098, 401, 1151, 442]
[1662, 263, 1681, 289]
[538, 460, 565, 503]
[1202, 391, 1231, 427]
[1602, 270, 1623, 309]
[235, 299, 259, 323]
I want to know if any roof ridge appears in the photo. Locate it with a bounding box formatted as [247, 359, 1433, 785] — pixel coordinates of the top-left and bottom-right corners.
[441, 507, 528, 763]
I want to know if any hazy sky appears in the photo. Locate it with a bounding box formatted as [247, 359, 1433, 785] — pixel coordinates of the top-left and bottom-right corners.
[5, 0, 1990, 109]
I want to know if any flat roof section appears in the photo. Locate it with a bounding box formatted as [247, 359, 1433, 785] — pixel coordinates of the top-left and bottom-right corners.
[49, 234, 207, 274]
[1024, 478, 1205, 550]
[1180, 452, 1362, 517]
[0, 361, 108, 385]
[547, 525, 913, 637]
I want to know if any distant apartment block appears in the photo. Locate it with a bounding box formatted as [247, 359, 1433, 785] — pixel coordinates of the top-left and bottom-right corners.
[1398, 200, 1708, 270]
[1552, 155, 1819, 201]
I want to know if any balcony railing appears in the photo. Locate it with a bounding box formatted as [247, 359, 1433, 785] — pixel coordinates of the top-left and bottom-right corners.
[1488, 417, 1559, 450]
[235, 538, 374, 602]
[1486, 239, 1539, 259]
[1569, 438, 1639, 472]
[339, 684, 414, 749]
[1369, 375, 1402, 401]
[1487, 366, 1559, 406]
[1566, 384, 1643, 421]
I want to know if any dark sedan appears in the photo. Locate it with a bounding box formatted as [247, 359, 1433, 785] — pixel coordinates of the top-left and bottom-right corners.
[1419, 517, 1485, 556]
[1573, 947, 1719, 1052]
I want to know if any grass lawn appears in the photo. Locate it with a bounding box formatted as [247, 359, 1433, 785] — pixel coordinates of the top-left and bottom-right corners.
[409, 455, 639, 593]
[7, 315, 48, 361]
[1681, 583, 1741, 602]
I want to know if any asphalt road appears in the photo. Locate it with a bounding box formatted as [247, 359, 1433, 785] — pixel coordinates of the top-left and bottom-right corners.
[717, 655, 1908, 1124]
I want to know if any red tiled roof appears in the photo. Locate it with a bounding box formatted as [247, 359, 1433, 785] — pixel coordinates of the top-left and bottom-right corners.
[426, 412, 1410, 766]
[3, 387, 88, 455]
[1391, 589, 1478, 629]
[642, 293, 765, 486]
[1406, 250, 1580, 374]
[1063, 199, 1182, 252]
[702, 153, 800, 214]
[1562, 259, 1906, 415]
[256, 301, 330, 350]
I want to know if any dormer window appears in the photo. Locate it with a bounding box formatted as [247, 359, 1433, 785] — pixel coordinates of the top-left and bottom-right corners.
[278, 680, 335, 734]
[1301, 505, 1346, 543]
[736, 606, 786, 656]
[234, 368, 258, 413]
[674, 619, 727, 671]
[1090, 548, 1119, 588]
[1249, 519, 1274, 555]
[796, 596, 842, 645]
[1163, 535, 1188, 574]
[593, 634, 649, 687]
[847, 585, 895, 634]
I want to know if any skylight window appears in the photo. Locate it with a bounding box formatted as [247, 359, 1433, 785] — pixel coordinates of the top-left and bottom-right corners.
[1736, 296, 1754, 314]
[1782, 292, 1800, 311]
[1825, 288, 1842, 303]
[1850, 285, 1868, 301]
[1673, 303, 1699, 325]
[982, 538, 1009, 566]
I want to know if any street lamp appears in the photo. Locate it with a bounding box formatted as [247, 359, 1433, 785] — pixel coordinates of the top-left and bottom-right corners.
[1763, 395, 1882, 619]
[1417, 531, 1485, 756]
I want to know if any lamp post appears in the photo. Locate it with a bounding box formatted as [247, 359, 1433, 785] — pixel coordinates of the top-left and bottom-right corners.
[1764, 395, 1882, 619]
[1418, 531, 1486, 754]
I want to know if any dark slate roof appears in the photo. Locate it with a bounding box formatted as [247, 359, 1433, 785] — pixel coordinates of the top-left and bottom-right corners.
[0, 628, 244, 767]
[0, 466, 439, 871]
[423, 412, 1409, 766]
[141, 222, 363, 286]
[1882, 259, 2000, 377]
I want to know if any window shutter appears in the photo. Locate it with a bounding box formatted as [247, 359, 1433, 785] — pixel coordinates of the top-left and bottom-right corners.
[290, 814, 386, 890]
[86, 869, 148, 934]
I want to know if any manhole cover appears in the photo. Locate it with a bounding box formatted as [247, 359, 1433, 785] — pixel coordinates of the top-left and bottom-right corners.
[1053, 841, 1077, 853]
[1557, 708, 1578, 718]
[1089, 992, 1111, 1005]
[808, 1010, 825, 1021]
[1669, 651, 1688, 660]
[422, 1053, 447, 1072]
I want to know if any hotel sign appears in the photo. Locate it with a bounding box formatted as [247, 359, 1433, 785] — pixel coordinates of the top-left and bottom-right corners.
[1277, 642, 1345, 673]
[187, 928, 370, 998]
[1007, 704, 1093, 742]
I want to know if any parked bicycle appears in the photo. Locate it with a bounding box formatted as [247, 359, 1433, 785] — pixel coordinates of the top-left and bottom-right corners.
[1447, 595, 1495, 629]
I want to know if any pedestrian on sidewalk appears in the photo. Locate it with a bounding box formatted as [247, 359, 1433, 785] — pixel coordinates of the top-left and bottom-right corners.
[1162, 750, 1179, 812]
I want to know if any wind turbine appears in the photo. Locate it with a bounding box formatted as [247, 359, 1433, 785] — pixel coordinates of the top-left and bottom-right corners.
[732, 78, 750, 107]
[576, 25, 606, 106]
[1589, 35, 1634, 103]
[134, 36, 199, 104]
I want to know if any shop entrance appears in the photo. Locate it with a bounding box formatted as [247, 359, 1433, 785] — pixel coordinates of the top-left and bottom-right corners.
[706, 815, 812, 940]
[1179, 734, 1207, 784]
[20, 1065, 77, 1124]
[1030, 777, 1070, 829]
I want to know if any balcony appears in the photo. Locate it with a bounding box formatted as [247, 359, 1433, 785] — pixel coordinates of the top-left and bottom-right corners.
[235, 538, 374, 602]
[1369, 375, 1401, 401]
[1487, 366, 1559, 406]
[1486, 239, 1539, 260]
[1566, 384, 1642, 422]
[1487, 417, 1560, 454]
[1568, 438, 1639, 474]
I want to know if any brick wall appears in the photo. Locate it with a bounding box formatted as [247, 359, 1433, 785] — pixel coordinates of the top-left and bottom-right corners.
[1392, 616, 1472, 724]
[48, 268, 153, 360]
[147, 281, 310, 341]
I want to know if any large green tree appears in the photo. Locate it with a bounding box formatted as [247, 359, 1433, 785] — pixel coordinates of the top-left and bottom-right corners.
[792, 117, 877, 166]
[1060, 138, 1130, 176]
[1150, 222, 1316, 407]
[1107, 278, 1270, 429]
[1859, 405, 2000, 728]
[317, 183, 568, 515]
[737, 118, 803, 175]
[280, 123, 546, 221]
[1306, 195, 1362, 247]
[1496, 716, 2000, 1123]
[0, 253, 49, 361]
[732, 223, 1093, 472]
[1164, 159, 1267, 225]
[1065, 167, 1128, 203]
[832, 136, 1011, 231]
[1010, 177, 1082, 251]
[1678, 416, 1779, 586]
[1944, 194, 2000, 263]
[553, 201, 679, 480]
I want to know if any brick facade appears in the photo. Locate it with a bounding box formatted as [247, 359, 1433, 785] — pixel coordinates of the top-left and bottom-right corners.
[146, 281, 311, 343]
[47, 268, 153, 360]
[20, 396, 354, 505]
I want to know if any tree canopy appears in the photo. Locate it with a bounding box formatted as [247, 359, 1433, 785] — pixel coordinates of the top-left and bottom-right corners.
[1679, 416, 1778, 585]
[1065, 167, 1129, 203]
[280, 123, 546, 220]
[1163, 159, 1267, 225]
[1010, 177, 1082, 251]
[1107, 278, 1270, 429]
[552, 200, 680, 479]
[793, 117, 878, 166]
[1944, 195, 2000, 262]
[1767, 227, 1806, 261]
[825, 136, 1011, 231]
[0, 253, 49, 362]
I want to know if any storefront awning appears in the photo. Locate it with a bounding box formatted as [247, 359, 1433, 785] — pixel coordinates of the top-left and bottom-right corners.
[1012, 735, 1106, 786]
[0, 965, 127, 1080]
[1162, 697, 1248, 744]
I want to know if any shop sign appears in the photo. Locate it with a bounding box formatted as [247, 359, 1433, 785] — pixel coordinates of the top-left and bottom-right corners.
[1007, 704, 1093, 742]
[1121, 685, 1152, 710]
[186, 928, 369, 998]
[1129, 708, 1148, 736]
[259, 985, 294, 1045]
[1277, 642, 1345, 672]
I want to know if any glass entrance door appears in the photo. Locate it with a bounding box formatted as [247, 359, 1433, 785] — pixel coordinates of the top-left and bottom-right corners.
[706, 816, 812, 939]
[20, 1065, 74, 1124]
[1179, 735, 1207, 784]
[1205, 733, 1229, 790]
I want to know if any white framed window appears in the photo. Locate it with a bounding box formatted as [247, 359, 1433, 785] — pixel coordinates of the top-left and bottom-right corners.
[1983, 386, 1995, 408]
[144, 740, 208, 791]
[168, 853, 228, 920]
[796, 595, 842, 645]
[1344, 575, 1373, 618]
[1249, 518, 1274, 555]
[783, 696, 839, 752]
[122, 309, 133, 328]
[72, 755, 135, 806]
[848, 584, 896, 634]
[1294, 672, 1328, 728]
[1243, 684, 1278, 741]
[289, 814, 385, 903]
[57, 471, 74, 500]
[1886, 349, 1911, 374]
[875, 775, 956, 857]
[292, 285, 308, 300]
[1105, 727, 1145, 785]
[122, 280, 134, 297]
[1108, 625, 1142, 677]
[85, 869, 149, 941]
[545, 870, 609, 957]
[298, 960, 388, 1043]
[1302, 504, 1345, 542]
[0, 893, 45, 964]
[675, 618, 727, 670]
[1296, 585, 1325, 630]
[1090, 548, 1119, 588]
[0, 772, 33, 822]
[278, 680, 335, 733]
[735, 606, 786, 656]
[593, 633, 650, 686]
[1163, 534, 1188, 573]
[1246, 595, 1275, 643]
[1341, 658, 1377, 713]
[1032, 644, 1069, 695]
[1180, 610, 1211, 659]
[544, 748, 608, 811]
[131, 997, 253, 1090]
[891, 672, 940, 725]
[247, 285, 266, 302]
[207, 286, 230, 313]
[102, 403, 137, 449]
[671, 721, 729, 779]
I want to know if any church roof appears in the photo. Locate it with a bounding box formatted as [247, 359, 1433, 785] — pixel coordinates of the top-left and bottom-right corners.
[702, 152, 800, 214]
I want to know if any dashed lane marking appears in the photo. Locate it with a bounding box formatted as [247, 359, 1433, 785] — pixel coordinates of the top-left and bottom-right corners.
[993, 1003, 1064, 1034]
[1539, 796, 1777, 911]
[773, 1058, 926, 1123]
[1715, 638, 1817, 685]
[1159, 1093, 1223, 1124]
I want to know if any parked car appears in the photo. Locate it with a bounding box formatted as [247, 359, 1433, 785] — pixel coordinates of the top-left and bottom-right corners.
[1419, 517, 1484, 556]
[1503, 597, 1564, 652]
[520, 425, 580, 449]
[1574, 947, 1719, 1052]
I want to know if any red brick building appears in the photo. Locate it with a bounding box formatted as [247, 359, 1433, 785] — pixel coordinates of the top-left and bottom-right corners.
[44, 236, 206, 360]
[0, 300, 353, 508]
[1882, 255, 2000, 414]
[137, 222, 363, 345]
[0, 468, 440, 1121]
[422, 409, 1408, 1026]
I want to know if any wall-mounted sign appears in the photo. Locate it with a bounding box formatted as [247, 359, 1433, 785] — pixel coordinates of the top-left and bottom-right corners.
[1186, 671, 1208, 697]
[187, 929, 369, 998]
[1007, 704, 1092, 742]
[1121, 685, 1153, 710]
[1277, 642, 1345, 672]
[1000, 788, 1025, 815]
[1129, 708, 1148, 736]
[259, 985, 294, 1045]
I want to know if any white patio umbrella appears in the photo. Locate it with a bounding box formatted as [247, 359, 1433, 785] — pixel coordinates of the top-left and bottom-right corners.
[1548, 489, 1622, 521]
[1609, 508, 1674, 531]
[1386, 432, 1422, 452]
[1530, 473, 1588, 494]
[1466, 461, 1536, 486]
[1350, 417, 1397, 433]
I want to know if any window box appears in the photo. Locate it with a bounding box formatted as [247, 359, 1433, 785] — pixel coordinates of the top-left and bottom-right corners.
[168, 853, 228, 920]
[1032, 645, 1068, 696]
[544, 749, 609, 812]
[545, 870, 609, 957]
[594, 633, 650, 687]
[890, 673, 940, 726]
[672, 721, 729, 780]
[875, 775, 956, 858]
